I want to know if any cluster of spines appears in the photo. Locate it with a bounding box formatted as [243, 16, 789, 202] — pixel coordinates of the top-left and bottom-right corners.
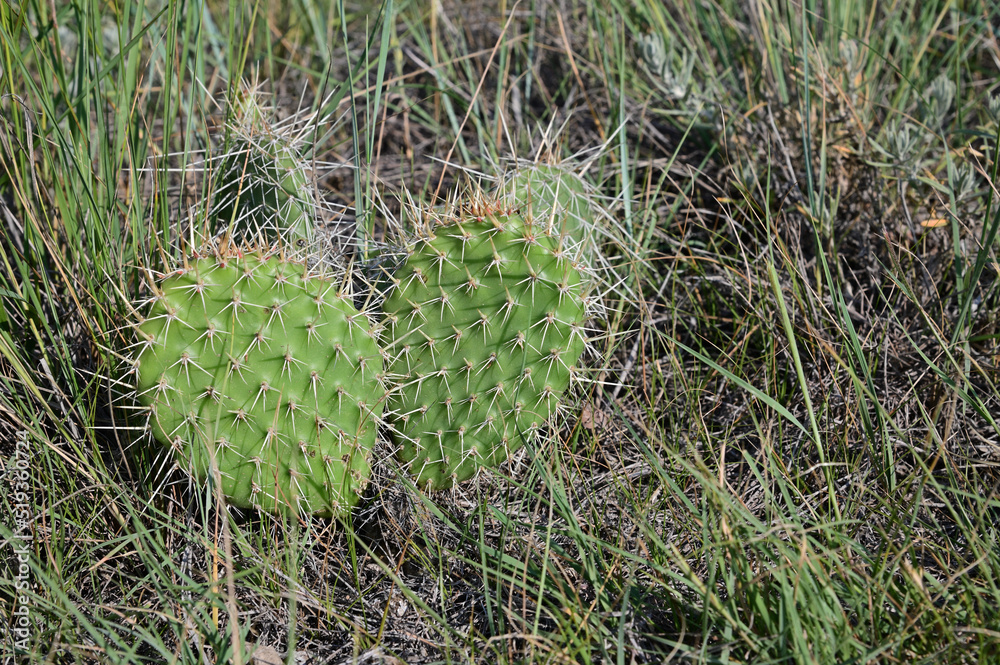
[132, 242, 386, 516]
[381, 199, 594, 489]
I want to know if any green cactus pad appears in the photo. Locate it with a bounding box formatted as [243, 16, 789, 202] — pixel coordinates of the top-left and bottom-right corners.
[135, 249, 383, 516]
[383, 204, 587, 488]
[210, 91, 316, 248]
[213, 142, 315, 248]
[507, 164, 592, 246]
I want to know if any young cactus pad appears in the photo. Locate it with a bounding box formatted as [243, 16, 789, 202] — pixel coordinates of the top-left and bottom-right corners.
[383, 204, 588, 488]
[212, 92, 316, 248]
[134, 248, 383, 516]
[507, 163, 592, 246]
[215, 146, 315, 243]
[213, 141, 315, 248]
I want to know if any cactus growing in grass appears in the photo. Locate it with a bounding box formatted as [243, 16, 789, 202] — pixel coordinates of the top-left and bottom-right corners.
[506, 163, 593, 246]
[382, 200, 590, 488]
[133, 244, 384, 516]
[211, 91, 317, 249]
[503, 160, 630, 286]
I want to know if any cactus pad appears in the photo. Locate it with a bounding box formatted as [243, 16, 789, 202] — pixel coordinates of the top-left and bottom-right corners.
[507, 164, 592, 246]
[211, 91, 316, 248]
[383, 204, 588, 488]
[212, 141, 315, 248]
[135, 248, 383, 516]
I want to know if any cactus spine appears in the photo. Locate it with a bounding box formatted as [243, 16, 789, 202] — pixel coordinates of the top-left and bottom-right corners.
[133, 244, 384, 516]
[382, 201, 589, 488]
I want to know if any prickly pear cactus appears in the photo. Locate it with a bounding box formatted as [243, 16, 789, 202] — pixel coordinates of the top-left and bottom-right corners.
[134, 246, 384, 516]
[507, 163, 592, 246]
[212, 93, 316, 249]
[382, 202, 588, 488]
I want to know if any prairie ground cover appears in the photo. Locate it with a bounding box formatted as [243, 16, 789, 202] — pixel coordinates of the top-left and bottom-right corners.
[2, 0, 1000, 663]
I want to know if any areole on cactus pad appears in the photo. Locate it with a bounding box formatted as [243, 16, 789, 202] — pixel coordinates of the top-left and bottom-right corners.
[382, 201, 589, 488]
[133, 244, 384, 516]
